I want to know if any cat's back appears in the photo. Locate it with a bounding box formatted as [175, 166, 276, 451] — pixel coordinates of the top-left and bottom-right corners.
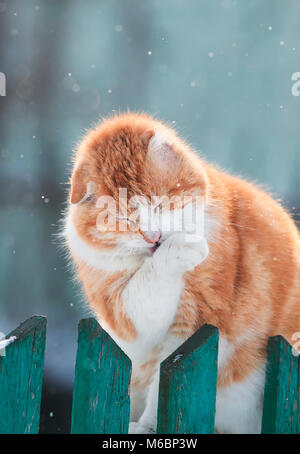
[207, 165, 300, 340]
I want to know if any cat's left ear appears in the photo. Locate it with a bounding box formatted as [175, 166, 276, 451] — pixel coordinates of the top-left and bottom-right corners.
[70, 163, 96, 204]
[140, 129, 154, 147]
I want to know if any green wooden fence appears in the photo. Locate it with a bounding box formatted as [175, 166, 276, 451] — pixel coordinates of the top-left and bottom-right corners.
[0, 316, 46, 434]
[0, 316, 299, 434]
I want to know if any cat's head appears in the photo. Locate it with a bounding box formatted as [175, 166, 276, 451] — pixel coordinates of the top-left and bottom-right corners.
[67, 113, 208, 256]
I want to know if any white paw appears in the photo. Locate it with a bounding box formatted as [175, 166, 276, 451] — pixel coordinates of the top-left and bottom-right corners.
[129, 422, 155, 434]
[153, 233, 209, 274]
[179, 240, 209, 272]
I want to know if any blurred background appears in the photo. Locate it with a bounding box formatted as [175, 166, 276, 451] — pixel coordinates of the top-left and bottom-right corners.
[0, 0, 299, 433]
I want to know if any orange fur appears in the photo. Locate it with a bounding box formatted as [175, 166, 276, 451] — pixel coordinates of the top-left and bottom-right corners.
[67, 112, 300, 396]
[76, 262, 136, 341]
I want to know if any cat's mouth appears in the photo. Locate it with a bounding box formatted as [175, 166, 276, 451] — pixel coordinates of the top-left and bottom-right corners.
[151, 242, 161, 254]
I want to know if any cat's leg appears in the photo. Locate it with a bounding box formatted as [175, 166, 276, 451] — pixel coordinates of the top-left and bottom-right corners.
[215, 364, 265, 434]
[122, 233, 209, 346]
[125, 234, 208, 434]
[129, 370, 148, 422]
[129, 335, 187, 434]
[130, 359, 265, 435]
[129, 371, 159, 434]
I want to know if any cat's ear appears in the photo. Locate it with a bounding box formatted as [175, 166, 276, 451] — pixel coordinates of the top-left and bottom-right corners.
[140, 129, 155, 147]
[147, 130, 181, 171]
[70, 164, 96, 204]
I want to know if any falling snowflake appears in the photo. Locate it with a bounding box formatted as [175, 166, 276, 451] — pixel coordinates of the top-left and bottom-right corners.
[72, 83, 80, 92]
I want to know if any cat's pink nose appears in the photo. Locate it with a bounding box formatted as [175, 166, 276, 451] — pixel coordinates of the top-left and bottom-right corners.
[143, 231, 161, 244]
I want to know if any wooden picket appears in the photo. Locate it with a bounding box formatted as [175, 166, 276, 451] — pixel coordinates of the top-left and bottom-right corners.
[0, 316, 47, 434]
[71, 318, 131, 434]
[261, 335, 299, 434]
[157, 324, 218, 434]
[0, 315, 299, 434]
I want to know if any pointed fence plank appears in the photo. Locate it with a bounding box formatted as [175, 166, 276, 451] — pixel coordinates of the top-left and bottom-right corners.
[0, 316, 47, 434]
[261, 335, 300, 434]
[157, 324, 218, 434]
[71, 318, 131, 434]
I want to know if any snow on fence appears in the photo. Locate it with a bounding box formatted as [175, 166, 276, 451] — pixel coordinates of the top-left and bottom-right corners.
[0, 316, 299, 434]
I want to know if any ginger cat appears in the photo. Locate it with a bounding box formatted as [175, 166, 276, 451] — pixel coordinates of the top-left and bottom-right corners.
[64, 112, 300, 434]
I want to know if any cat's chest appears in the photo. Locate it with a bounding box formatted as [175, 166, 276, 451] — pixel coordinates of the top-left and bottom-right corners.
[99, 314, 182, 364]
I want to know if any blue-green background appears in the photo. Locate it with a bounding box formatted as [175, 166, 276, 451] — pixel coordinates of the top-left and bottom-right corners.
[0, 0, 299, 432]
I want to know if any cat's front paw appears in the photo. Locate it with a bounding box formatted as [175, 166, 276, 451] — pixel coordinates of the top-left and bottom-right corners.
[178, 237, 209, 272]
[154, 233, 209, 274]
[129, 422, 155, 434]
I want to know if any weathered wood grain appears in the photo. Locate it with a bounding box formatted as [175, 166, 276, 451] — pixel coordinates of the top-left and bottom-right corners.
[157, 324, 219, 434]
[71, 318, 131, 434]
[261, 335, 299, 434]
[0, 316, 47, 434]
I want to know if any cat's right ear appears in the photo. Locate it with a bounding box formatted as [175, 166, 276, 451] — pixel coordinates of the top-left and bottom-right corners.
[146, 130, 182, 172]
[70, 164, 95, 204]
